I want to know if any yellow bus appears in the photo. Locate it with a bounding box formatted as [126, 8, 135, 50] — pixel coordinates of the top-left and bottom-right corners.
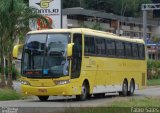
[13, 28, 146, 101]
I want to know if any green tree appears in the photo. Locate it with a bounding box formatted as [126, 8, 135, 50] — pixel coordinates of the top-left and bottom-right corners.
[84, 0, 151, 17]
[152, 35, 160, 60]
[63, 0, 81, 8]
[0, 0, 50, 88]
[0, 6, 8, 88]
[88, 0, 115, 12]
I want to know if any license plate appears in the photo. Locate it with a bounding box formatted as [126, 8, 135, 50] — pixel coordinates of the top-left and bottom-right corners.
[38, 89, 47, 92]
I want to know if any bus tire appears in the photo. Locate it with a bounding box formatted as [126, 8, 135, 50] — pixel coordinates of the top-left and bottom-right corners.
[76, 82, 89, 101]
[121, 80, 128, 96]
[128, 80, 135, 96]
[38, 96, 49, 101]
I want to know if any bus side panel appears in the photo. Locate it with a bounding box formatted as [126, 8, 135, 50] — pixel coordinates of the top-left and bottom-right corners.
[91, 57, 146, 94]
[81, 56, 97, 94]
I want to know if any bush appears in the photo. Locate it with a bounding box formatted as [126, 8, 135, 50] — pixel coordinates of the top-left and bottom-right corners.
[0, 65, 20, 80]
[147, 60, 160, 79]
[0, 89, 22, 100]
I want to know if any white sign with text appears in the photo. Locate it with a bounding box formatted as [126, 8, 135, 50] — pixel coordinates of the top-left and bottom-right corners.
[29, 0, 62, 30]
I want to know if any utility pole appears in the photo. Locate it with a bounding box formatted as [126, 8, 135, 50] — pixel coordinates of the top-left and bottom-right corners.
[141, 4, 160, 44]
[79, 0, 82, 7]
[142, 4, 160, 59]
[142, 10, 147, 44]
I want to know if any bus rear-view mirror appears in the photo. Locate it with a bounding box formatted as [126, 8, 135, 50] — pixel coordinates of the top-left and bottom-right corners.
[12, 44, 24, 59]
[67, 43, 74, 57]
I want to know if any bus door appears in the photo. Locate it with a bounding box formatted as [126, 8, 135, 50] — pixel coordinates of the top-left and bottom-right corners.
[71, 34, 82, 79]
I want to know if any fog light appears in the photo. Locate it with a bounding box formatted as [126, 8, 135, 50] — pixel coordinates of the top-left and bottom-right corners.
[21, 80, 31, 85]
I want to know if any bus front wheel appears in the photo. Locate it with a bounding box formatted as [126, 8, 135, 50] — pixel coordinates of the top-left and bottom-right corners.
[38, 96, 49, 101]
[76, 82, 89, 101]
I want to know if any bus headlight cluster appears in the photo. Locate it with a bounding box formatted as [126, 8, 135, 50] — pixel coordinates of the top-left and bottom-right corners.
[55, 80, 70, 85]
[20, 80, 31, 85]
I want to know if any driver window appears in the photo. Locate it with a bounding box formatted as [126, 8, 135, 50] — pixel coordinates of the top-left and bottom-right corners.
[71, 34, 82, 79]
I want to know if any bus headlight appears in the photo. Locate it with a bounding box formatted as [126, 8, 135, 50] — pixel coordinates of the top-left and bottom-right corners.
[21, 80, 31, 85]
[55, 80, 70, 85]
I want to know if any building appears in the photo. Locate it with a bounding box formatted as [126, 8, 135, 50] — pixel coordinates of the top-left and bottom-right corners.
[62, 8, 160, 60]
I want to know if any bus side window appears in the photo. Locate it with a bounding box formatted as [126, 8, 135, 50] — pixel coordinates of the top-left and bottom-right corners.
[84, 36, 95, 55]
[106, 39, 116, 56]
[139, 44, 145, 60]
[71, 34, 82, 79]
[84, 36, 89, 53]
[125, 42, 132, 58]
[132, 43, 139, 59]
[116, 41, 125, 57]
[95, 38, 106, 55]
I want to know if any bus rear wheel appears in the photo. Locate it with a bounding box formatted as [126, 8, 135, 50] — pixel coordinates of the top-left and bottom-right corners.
[76, 82, 89, 101]
[128, 80, 135, 96]
[119, 80, 128, 96]
[38, 96, 49, 101]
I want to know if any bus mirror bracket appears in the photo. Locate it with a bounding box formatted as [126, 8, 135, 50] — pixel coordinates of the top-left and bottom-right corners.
[12, 44, 24, 59]
[67, 43, 74, 57]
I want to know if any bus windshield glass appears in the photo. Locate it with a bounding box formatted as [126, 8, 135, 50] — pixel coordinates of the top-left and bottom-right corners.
[22, 33, 70, 78]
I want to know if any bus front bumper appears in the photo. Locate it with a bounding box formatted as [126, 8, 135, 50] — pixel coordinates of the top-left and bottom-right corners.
[21, 84, 78, 96]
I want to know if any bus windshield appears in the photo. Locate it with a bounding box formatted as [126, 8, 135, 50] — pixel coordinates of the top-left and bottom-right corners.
[22, 33, 70, 78]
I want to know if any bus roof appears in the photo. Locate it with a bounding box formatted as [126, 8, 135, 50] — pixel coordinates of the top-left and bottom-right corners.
[27, 28, 144, 44]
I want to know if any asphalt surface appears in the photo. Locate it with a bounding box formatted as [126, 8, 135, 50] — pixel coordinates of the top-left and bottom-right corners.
[0, 82, 159, 113]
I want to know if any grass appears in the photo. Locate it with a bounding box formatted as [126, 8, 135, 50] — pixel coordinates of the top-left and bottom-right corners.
[0, 89, 22, 101]
[65, 107, 131, 113]
[109, 97, 160, 107]
[65, 97, 160, 113]
[147, 79, 160, 86]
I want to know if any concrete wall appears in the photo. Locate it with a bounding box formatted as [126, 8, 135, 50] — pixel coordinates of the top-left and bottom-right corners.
[151, 26, 160, 36]
[133, 26, 140, 31]
[62, 15, 68, 28]
[66, 19, 110, 30]
[121, 25, 130, 30]
[67, 19, 79, 28]
[64, 18, 153, 40]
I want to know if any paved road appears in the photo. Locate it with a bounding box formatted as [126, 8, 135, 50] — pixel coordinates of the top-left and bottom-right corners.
[2, 82, 158, 113]
[2, 86, 160, 107]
